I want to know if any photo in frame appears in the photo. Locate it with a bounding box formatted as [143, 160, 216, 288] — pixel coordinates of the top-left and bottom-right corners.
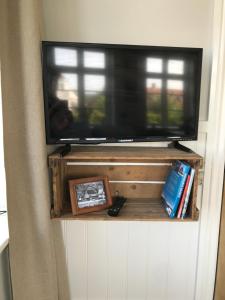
[69, 176, 112, 215]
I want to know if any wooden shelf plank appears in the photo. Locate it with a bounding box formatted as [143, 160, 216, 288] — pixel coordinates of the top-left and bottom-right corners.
[50, 146, 202, 163]
[51, 198, 198, 222]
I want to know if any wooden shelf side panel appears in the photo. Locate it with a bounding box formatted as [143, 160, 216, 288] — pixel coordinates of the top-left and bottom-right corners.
[49, 157, 64, 217]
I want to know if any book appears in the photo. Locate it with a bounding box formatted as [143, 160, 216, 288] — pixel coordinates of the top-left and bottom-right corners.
[181, 168, 195, 219]
[161, 160, 191, 218]
[177, 174, 191, 218]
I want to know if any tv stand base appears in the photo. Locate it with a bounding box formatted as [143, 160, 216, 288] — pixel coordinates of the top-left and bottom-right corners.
[57, 144, 71, 157]
[168, 141, 192, 153]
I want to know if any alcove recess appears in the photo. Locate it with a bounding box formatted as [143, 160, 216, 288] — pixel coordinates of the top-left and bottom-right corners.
[48, 146, 203, 221]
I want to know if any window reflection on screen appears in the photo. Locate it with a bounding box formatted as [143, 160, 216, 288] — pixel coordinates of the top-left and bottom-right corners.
[54, 48, 77, 67]
[56, 73, 79, 120]
[146, 58, 162, 73]
[146, 78, 162, 126]
[84, 51, 105, 68]
[84, 75, 106, 125]
[168, 60, 184, 75]
[45, 44, 199, 141]
[84, 75, 105, 91]
[167, 80, 184, 126]
[145, 57, 186, 128]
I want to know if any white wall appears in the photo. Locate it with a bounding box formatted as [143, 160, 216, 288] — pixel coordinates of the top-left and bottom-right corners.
[42, 1, 213, 299]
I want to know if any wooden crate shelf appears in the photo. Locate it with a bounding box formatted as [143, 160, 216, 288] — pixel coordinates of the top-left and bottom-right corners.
[49, 146, 203, 221]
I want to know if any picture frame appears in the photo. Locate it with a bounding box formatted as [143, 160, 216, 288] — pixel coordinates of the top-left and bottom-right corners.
[69, 176, 112, 215]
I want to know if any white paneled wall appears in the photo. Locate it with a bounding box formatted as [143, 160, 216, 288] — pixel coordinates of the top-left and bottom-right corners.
[51, 123, 207, 300]
[54, 221, 199, 300]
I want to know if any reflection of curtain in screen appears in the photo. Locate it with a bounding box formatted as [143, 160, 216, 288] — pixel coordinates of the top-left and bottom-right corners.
[0, 1, 60, 299]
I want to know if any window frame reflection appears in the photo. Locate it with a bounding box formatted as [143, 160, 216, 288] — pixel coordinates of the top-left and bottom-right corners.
[146, 57, 163, 73]
[167, 59, 184, 75]
[52, 47, 107, 128]
[84, 51, 105, 69]
[54, 47, 78, 67]
[145, 56, 185, 128]
[146, 78, 163, 126]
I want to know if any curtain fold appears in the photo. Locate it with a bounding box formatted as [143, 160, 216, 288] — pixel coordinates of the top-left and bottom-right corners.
[0, 1, 59, 299]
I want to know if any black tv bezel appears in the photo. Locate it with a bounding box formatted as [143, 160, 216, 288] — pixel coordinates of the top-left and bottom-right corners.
[42, 41, 203, 145]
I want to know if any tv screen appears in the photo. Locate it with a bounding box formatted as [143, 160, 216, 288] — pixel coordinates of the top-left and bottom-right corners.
[42, 42, 202, 144]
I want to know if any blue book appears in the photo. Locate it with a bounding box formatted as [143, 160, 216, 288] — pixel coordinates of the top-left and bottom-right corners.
[162, 160, 191, 218]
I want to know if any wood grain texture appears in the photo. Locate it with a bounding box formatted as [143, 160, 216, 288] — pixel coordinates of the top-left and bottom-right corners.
[49, 158, 63, 216]
[109, 182, 164, 198]
[52, 198, 197, 222]
[59, 146, 202, 162]
[191, 162, 201, 219]
[64, 164, 171, 181]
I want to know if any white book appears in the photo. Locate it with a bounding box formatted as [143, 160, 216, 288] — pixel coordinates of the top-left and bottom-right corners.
[181, 168, 195, 219]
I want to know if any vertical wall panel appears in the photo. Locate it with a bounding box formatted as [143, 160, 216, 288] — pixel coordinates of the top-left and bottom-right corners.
[59, 220, 200, 300]
[66, 221, 88, 300]
[107, 222, 129, 300]
[167, 223, 199, 300]
[127, 222, 148, 300]
[183, 223, 199, 300]
[53, 221, 70, 300]
[146, 223, 170, 300]
[87, 221, 108, 300]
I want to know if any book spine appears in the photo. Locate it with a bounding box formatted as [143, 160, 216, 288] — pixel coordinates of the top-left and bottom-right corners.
[181, 168, 195, 219]
[169, 172, 189, 218]
[161, 160, 191, 218]
[177, 174, 191, 218]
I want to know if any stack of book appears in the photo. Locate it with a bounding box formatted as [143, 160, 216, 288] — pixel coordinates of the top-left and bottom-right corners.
[161, 160, 195, 219]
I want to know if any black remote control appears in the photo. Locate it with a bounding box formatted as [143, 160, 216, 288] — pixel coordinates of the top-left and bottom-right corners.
[108, 196, 126, 217]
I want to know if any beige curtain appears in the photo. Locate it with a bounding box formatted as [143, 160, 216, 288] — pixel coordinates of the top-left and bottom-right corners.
[0, 1, 59, 299]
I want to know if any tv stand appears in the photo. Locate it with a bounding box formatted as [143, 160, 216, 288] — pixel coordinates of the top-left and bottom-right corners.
[168, 141, 192, 153]
[48, 146, 202, 221]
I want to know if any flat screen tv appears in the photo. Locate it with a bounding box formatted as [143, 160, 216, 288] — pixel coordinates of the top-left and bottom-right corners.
[42, 41, 202, 144]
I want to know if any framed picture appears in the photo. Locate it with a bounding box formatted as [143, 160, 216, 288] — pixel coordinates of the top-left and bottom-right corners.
[69, 176, 112, 215]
